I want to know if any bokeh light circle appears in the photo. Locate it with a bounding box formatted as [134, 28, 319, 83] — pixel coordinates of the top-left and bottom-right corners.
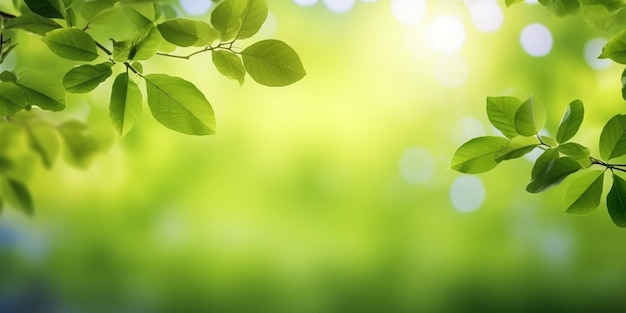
[392, 0, 427, 25]
[585, 38, 611, 70]
[452, 117, 486, 146]
[520, 23, 553, 57]
[434, 55, 469, 87]
[468, 0, 504, 33]
[323, 0, 356, 12]
[450, 176, 485, 213]
[294, 0, 319, 6]
[180, 0, 212, 15]
[429, 15, 466, 53]
[399, 147, 436, 184]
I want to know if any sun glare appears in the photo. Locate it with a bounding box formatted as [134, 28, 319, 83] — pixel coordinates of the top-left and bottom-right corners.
[428, 15, 466, 54]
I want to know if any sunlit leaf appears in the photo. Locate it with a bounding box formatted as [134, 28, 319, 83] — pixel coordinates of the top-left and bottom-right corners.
[237, 0, 268, 39]
[212, 50, 245, 85]
[556, 99, 584, 143]
[26, 122, 60, 169]
[558, 142, 591, 160]
[495, 135, 539, 161]
[540, 0, 580, 16]
[540, 136, 558, 147]
[81, 1, 121, 24]
[5, 13, 62, 36]
[42, 28, 99, 61]
[211, 0, 245, 41]
[158, 18, 219, 47]
[564, 170, 604, 215]
[0, 82, 27, 116]
[16, 71, 65, 112]
[58, 120, 100, 168]
[0, 178, 33, 216]
[450, 136, 508, 174]
[24, 0, 71, 19]
[63, 63, 113, 94]
[600, 29, 626, 64]
[506, 0, 525, 7]
[110, 73, 142, 136]
[242, 39, 306, 87]
[112, 40, 133, 62]
[131, 25, 162, 61]
[526, 157, 582, 193]
[145, 74, 216, 135]
[122, 6, 153, 28]
[486, 96, 521, 139]
[581, 4, 616, 30]
[599, 114, 626, 161]
[514, 96, 545, 136]
[607, 173, 626, 227]
[532, 148, 559, 179]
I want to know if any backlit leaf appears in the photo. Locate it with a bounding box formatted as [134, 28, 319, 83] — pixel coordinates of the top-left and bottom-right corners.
[0, 82, 27, 116]
[450, 136, 508, 174]
[211, 0, 245, 41]
[110, 73, 142, 136]
[5, 13, 62, 36]
[145, 74, 216, 135]
[531, 148, 559, 179]
[495, 135, 539, 161]
[132, 25, 162, 60]
[16, 71, 65, 112]
[600, 29, 626, 64]
[556, 99, 584, 143]
[486, 96, 521, 139]
[212, 50, 245, 85]
[526, 157, 582, 193]
[158, 18, 218, 47]
[81, 1, 121, 24]
[564, 170, 604, 215]
[607, 173, 626, 227]
[237, 0, 268, 39]
[42, 28, 99, 61]
[63, 63, 113, 93]
[514, 96, 545, 136]
[599, 114, 626, 161]
[558, 142, 591, 161]
[112, 40, 133, 62]
[242, 39, 306, 87]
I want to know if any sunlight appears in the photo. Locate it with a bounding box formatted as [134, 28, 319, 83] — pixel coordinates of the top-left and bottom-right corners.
[391, 0, 427, 25]
[452, 117, 485, 146]
[179, 0, 213, 16]
[585, 38, 612, 70]
[468, 0, 503, 33]
[399, 147, 435, 184]
[294, 0, 319, 6]
[434, 54, 468, 87]
[323, 0, 356, 12]
[428, 15, 466, 53]
[450, 175, 485, 213]
[520, 23, 553, 57]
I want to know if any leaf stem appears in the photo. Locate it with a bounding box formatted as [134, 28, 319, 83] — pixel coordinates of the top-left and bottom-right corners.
[591, 157, 626, 173]
[156, 42, 237, 60]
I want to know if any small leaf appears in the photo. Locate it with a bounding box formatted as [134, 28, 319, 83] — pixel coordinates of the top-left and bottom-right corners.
[607, 173, 626, 227]
[26, 123, 60, 169]
[540, 136, 558, 147]
[42, 28, 99, 61]
[238, 0, 268, 39]
[0, 71, 17, 83]
[0, 82, 27, 116]
[110, 73, 142, 136]
[486, 96, 521, 139]
[531, 148, 559, 179]
[1, 178, 33, 216]
[16, 71, 65, 112]
[145, 74, 216, 135]
[241, 39, 306, 87]
[212, 50, 245, 85]
[599, 114, 626, 161]
[58, 120, 100, 168]
[495, 135, 539, 161]
[62, 63, 113, 93]
[211, 0, 246, 41]
[112, 40, 133, 62]
[132, 25, 162, 61]
[505, 0, 525, 7]
[600, 29, 626, 64]
[558, 142, 591, 160]
[556, 99, 584, 143]
[526, 157, 582, 193]
[5, 13, 63, 36]
[540, 0, 580, 16]
[157, 18, 219, 47]
[514, 96, 545, 136]
[450, 136, 508, 174]
[564, 170, 604, 215]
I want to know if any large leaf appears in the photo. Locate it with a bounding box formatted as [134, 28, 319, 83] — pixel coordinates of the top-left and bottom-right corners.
[241, 39, 306, 87]
[16, 71, 65, 112]
[58, 120, 100, 168]
[556, 99, 584, 143]
[0, 82, 27, 116]
[158, 18, 219, 47]
[514, 96, 545, 136]
[62, 63, 113, 93]
[600, 29, 626, 64]
[81, 1, 121, 24]
[212, 50, 245, 85]
[110, 73, 142, 136]
[42, 28, 99, 61]
[238, 0, 268, 39]
[24, 0, 71, 19]
[526, 157, 582, 193]
[26, 122, 60, 169]
[131, 25, 162, 61]
[450, 136, 508, 174]
[5, 13, 63, 36]
[558, 142, 591, 161]
[581, 4, 615, 30]
[0, 178, 33, 216]
[564, 170, 605, 215]
[145, 74, 216, 135]
[607, 173, 626, 227]
[540, 0, 580, 16]
[211, 0, 246, 41]
[599, 114, 626, 161]
[495, 135, 539, 161]
[531, 148, 559, 179]
[486, 96, 521, 139]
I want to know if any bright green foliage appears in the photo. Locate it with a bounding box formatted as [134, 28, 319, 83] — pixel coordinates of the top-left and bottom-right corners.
[158, 18, 218, 47]
[599, 114, 626, 161]
[514, 97, 545, 136]
[532, 149, 560, 179]
[242, 39, 307, 86]
[145, 74, 216, 136]
[80, 1, 119, 24]
[16, 71, 65, 112]
[238, 0, 269, 39]
[540, 0, 581, 16]
[0, 82, 27, 116]
[42, 28, 99, 61]
[495, 136, 539, 161]
[608, 174, 626, 227]
[211, 0, 245, 42]
[505, 0, 526, 7]
[24, 0, 71, 19]
[63, 63, 113, 94]
[526, 157, 582, 193]
[5, 13, 62, 35]
[110, 73, 142, 137]
[130, 25, 162, 61]
[212, 50, 246, 85]
[486, 96, 522, 139]
[564, 170, 605, 215]
[600, 29, 626, 64]
[450, 136, 508, 174]
[556, 99, 584, 143]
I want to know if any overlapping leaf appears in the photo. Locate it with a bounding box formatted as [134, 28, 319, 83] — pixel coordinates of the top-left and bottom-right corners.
[526, 157, 582, 193]
[158, 18, 218, 47]
[63, 63, 113, 93]
[495, 135, 539, 161]
[607, 173, 626, 227]
[564, 170, 605, 215]
[486, 96, 521, 139]
[110, 73, 142, 136]
[16, 71, 65, 112]
[514, 96, 545, 136]
[599, 114, 626, 161]
[42, 28, 98, 61]
[212, 50, 245, 85]
[450, 136, 508, 174]
[556, 99, 584, 143]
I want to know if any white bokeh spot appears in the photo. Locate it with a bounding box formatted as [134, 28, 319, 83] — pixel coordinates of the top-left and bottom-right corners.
[323, 0, 356, 12]
[429, 15, 466, 53]
[434, 55, 469, 87]
[450, 176, 485, 213]
[520, 23, 553, 57]
[585, 38, 612, 70]
[180, 0, 212, 16]
[399, 147, 436, 184]
[468, 0, 503, 33]
[392, 0, 427, 25]
[294, 0, 319, 6]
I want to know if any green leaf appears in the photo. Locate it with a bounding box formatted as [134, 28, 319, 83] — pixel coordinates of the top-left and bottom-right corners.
[131, 25, 162, 61]
[599, 114, 626, 161]
[531, 148, 559, 179]
[0, 82, 27, 116]
[81, 1, 121, 24]
[62, 63, 113, 94]
[241, 39, 306, 87]
[58, 120, 100, 168]
[495, 135, 539, 161]
[526, 157, 582, 193]
[211, 0, 246, 41]
[42, 28, 99, 62]
[0, 178, 33, 216]
[112, 40, 133, 62]
[157, 18, 219, 47]
[212, 50, 245, 85]
[238, 0, 268, 39]
[600, 29, 626, 64]
[514, 96, 545, 136]
[5, 13, 63, 36]
[26, 123, 60, 169]
[16, 71, 65, 112]
[564, 170, 604, 215]
[607, 173, 626, 227]
[66, 7, 77, 27]
[556, 99, 584, 143]
[486, 96, 521, 139]
[450, 136, 508, 174]
[540, 0, 581, 16]
[145, 74, 216, 135]
[24, 0, 71, 19]
[540, 136, 558, 147]
[0, 71, 17, 83]
[558, 142, 591, 160]
[581, 4, 615, 30]
[505, 0, 525, 7]
[110, 73, 142, 136]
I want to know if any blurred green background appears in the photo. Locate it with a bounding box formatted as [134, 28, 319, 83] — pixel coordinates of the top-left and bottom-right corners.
[3, 0, 626, 312]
